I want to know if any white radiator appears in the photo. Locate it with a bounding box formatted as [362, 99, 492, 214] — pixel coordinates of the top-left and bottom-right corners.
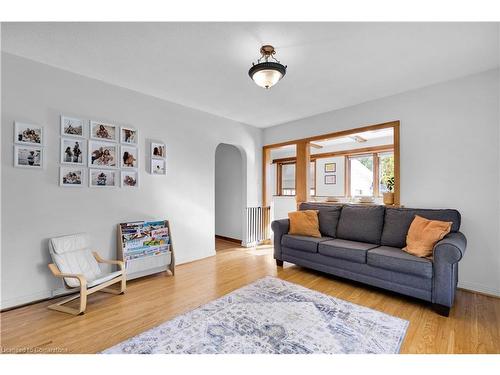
[243, 206, 271, 247]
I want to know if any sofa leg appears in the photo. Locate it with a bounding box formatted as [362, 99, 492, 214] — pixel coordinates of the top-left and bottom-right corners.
[432, 303, 450, 317]
[276, 259, 284, 267]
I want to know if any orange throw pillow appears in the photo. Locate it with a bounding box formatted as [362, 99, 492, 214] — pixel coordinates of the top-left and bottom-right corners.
[404, 215, 452, 257]
[288, 210, 321, 238]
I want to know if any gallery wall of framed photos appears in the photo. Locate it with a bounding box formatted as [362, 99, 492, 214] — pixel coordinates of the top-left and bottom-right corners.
[59, 116, 140, 188]
[13, 114, 168, 189]
[13, 121, 45, 169]
[14, 115, 166, 188]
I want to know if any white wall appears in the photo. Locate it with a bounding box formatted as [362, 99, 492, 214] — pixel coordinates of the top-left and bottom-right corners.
[215, 143, 243, 240]
[315, 156, 345, 197]
[265, 69, 500, 296]
[0, 53, 263, 308]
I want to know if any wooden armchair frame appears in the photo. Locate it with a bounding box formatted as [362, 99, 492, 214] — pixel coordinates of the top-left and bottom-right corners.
[47, 252, 126, 315]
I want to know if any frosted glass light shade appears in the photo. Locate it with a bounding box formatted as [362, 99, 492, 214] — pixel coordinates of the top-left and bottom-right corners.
[252, 69, 283, 89]
[248, 62, 287, 89]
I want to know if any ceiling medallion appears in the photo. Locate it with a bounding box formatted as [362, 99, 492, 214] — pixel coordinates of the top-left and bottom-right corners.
[248, 45, 287, 89]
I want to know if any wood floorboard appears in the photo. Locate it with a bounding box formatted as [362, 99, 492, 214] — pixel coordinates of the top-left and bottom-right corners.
[0, 239, 498, 354]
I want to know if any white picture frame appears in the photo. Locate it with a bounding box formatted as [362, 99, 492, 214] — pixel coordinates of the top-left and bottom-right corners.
[151, 158, 166, 175]
[59, 166, 85, 187]
[121, 145, 138, 169]
[151, 142, 166, 159]
[90, 120, 118, 142]
[61, 116, 86, 138]
[89, 169, 119, 188]
[88, 140, 118, 169]
[14, 121, 44, 146]
[60, 138, 86, 166]
[121, 170, 139, 188]
[120, 126, 138, 145]
[14, 145, 43, 169]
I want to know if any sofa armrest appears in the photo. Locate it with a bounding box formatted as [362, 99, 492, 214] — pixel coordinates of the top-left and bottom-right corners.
[432, 231, 467, 309]
[433, 231, 467, 264]
[271, 219, 290, 261]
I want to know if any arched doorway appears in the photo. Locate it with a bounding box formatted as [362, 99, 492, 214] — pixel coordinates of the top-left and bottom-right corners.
[215, 143, 245, 248]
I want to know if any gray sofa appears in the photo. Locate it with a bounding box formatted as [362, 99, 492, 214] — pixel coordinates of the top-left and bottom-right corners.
[271, 203, 467, 316]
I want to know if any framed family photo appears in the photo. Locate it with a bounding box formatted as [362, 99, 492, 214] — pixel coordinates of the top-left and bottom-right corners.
[61, 138, 86, 165]
[14, 145, 43, 168]
[120, 126, 138, 145]
[61, 116, 86, 138]
[324, 162, 336, 173]
[14, 121, 43, 146]
[121, 170, 139, 188]
[151, 142, 166, 159]
[325, 175, 337, 185]
[60, 166, 85, 187]
[88, 141, 118, 168]
[151, 158, 166, 175]
[90, 120, 118, 142]
[89, 169, 118, 188]
[121, 146, 138, 169]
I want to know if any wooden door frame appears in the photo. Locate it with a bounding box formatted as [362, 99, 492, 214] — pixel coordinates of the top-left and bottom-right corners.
[262, 120, 400, 206]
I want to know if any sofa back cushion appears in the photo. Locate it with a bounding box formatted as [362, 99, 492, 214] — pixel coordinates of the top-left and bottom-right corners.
[299, 202, 343, 238]
[336, 205, 385, 244]
[381, 207, 461, 248]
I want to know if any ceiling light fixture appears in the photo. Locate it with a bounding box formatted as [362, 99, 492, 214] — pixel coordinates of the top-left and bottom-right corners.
[248, 45, 287, 89]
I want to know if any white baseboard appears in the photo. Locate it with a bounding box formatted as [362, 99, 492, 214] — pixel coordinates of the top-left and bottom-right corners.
[0, 287, 71, 310]
[458, 281, 500, 297]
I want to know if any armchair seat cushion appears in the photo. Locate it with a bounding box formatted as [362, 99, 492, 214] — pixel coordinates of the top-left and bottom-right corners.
[281, 234, 332, 253]
[87, 270, 123, 288]
[318, 239, 378, 264]
[49, 233, 102, 288]
[367, 246, 433, 278]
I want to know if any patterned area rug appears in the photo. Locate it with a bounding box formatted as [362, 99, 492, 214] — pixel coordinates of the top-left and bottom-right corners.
[103, 276, 409, 354]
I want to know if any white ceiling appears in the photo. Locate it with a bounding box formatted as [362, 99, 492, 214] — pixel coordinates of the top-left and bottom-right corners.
[2, 22, 498, 128]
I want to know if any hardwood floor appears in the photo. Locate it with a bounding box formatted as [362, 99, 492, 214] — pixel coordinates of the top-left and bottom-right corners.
[1, 238, 499, 354]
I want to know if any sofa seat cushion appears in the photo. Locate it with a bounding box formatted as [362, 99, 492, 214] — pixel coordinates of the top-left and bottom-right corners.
[318, 239, 378, 264]
[367, 246, 433, 278]
[336, 205, 385, 244]
[281, 234, 332, 253]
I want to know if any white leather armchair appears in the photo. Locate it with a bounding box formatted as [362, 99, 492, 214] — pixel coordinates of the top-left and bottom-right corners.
[48, 233, 126, 315]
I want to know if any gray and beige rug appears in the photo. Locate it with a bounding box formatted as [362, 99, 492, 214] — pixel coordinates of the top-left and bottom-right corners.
[103, 276, 408, 354]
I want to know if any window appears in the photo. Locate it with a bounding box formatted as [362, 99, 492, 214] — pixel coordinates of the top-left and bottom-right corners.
[280, 163, 296, 196]
[349, 154, 374, 197]
[276, 161, 316, 196]
[309, 161, 316, 196]
[378, 151, 395, 195]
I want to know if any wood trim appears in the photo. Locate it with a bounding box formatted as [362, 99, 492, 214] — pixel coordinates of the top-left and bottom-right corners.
[295, 140, 310, 206]
[215, 235, 241, 244]
[373, 152, 380, 197]
[393, 122, 401, 205]
[263, 120, 400, 206]
[345, 155, 351, 197]
[271, 144, 393, 164]
[263, 120, 400, 150]
[262, 148, 270, 207]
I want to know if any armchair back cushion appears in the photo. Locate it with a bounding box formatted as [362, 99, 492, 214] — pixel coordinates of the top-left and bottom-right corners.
[49, 233, 102, 288]
[299, 203, 343, 238]
[381, 208, 461, 248]
[336, 205, 385, 244]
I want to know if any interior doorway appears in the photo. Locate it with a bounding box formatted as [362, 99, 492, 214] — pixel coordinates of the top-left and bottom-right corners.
[215, 143, 244, 249]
